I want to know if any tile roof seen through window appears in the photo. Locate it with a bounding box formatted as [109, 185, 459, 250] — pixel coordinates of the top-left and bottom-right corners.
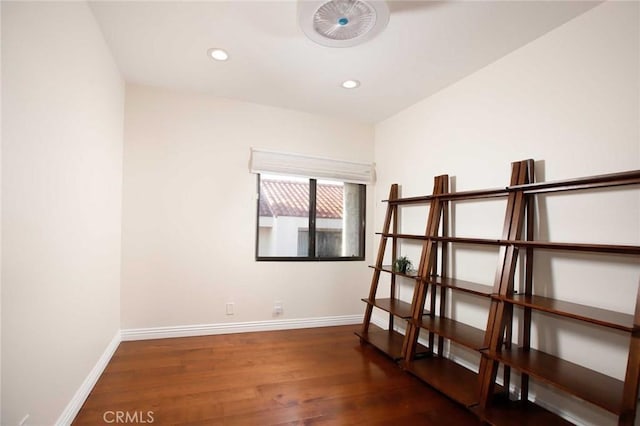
[259, 179, 343, 219]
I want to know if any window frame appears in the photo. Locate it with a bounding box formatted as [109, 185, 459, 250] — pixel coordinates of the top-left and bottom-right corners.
[255, 174, 366, 262]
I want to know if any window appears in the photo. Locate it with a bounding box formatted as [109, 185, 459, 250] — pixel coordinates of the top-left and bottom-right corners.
[250, 148, 373, 261]
[256, 173, 365, 261]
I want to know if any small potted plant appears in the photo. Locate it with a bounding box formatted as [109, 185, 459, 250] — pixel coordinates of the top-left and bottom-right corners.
[393, 256, 412, 274]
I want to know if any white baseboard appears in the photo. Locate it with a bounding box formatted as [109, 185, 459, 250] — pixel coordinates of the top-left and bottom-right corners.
[55, 331, 121, 426]
[121, 314, 363, 341]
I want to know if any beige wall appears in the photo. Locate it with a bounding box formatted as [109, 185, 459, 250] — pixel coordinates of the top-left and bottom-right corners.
[1, 2, 124, 425]
[0, 1, 3, 419]
[121, 84, 374, 329]
[375, 2, 639, 425]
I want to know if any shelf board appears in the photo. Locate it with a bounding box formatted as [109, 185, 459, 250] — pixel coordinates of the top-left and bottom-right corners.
[384, 187, 509, 204]
[507, 240, 640, 255]
[383, 170, 640, 204]
[428, 275, 494, 297]
[404, 356, 498, 407]
[355, 325, 429, 360]
[377, 234, 640, 255]
[370, 265, 420, 279]
[377, 232, 429, 241]
[415, 316, 486, 351]
[361, 298, 415, 319]
[481, 347, 624, 414]
[471, 395, 573, 426]
[371, 269, 494, 298]
[377, 233, 504, 246]
[440, 187, 510, 201]
[431, 236, 503, 246]
[376, 234, 503, 247]
[384, 195, 434, 205]
[508, 169, 640, 195]
[499, 294, 635, 332]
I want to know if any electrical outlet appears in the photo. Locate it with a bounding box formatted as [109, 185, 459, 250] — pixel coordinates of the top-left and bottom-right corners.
[273, 301, 283, 316]
[226, 302, 234, 315]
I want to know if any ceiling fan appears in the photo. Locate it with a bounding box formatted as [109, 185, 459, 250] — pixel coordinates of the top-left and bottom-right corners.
[298, 0, 390, 48]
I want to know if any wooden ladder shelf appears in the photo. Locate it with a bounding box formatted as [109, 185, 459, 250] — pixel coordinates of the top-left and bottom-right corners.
[357, 160, 640, 425]
[356, 175, 448, 360]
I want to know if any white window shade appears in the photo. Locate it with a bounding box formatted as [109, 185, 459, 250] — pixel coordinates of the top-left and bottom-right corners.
[250, 148, 375, 184]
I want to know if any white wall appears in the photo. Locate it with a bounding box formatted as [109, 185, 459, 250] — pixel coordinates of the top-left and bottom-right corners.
[121, 84, 374, 328]
[1, 2, 124, 425]
[375, 2, 639, 425]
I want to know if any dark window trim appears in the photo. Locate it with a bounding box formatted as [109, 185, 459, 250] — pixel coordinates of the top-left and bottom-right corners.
[256, 256, 365, 262]
[255, 174, 366, 262]
[309, 179, 317, 258]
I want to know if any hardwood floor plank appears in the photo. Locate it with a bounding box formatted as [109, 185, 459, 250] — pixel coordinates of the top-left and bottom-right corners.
[73, 325, 478, 425]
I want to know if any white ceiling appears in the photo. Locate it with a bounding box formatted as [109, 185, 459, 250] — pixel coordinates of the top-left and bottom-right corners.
[89, 1, 599, 123]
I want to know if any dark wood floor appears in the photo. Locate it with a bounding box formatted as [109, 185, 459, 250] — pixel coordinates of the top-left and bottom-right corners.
[73, 325, 479, 425]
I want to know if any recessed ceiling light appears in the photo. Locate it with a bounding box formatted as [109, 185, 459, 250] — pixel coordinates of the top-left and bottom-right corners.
[208, 48, 229, 61]
[341, 80, 360, 89]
